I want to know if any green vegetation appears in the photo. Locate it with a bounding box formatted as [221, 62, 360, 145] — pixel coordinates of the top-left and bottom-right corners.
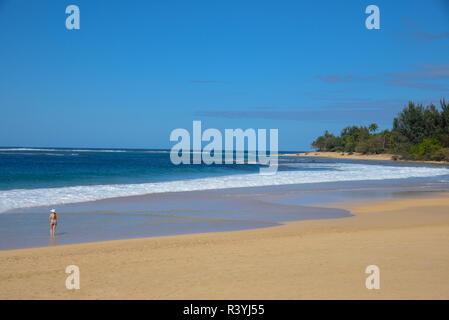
[311, 99, 449, 162]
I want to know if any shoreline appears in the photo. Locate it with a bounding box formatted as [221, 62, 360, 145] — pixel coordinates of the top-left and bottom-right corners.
[0, 183, 356, 251]
[1, 194, 448, 299]
[283, 151, 449, 166]
[4, 176, 449, 251]
[2, 176, 449, 251]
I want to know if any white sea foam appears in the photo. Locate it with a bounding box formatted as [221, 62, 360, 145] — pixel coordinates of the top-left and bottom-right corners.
[0, 148, 171, 154]
[71, 149, 128, 152]
[0, 148, 262, 155]
[0, 148, 128, 153]
[0, 148, 61, 151]
[1, 163, 448, 213]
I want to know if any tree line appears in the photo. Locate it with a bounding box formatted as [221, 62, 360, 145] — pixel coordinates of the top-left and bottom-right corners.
[311, 99, 449, 161]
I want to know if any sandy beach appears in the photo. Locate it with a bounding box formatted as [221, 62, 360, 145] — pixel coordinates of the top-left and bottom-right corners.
[284, 151, 396, 161]
[283, 152, 449, 165]
[1, 194, 448, 300]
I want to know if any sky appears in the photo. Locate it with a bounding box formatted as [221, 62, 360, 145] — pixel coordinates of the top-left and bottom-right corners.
[1, 0, 448, 151]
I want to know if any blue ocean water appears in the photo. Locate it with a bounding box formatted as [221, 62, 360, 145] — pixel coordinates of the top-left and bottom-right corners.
[0, 148, 261, 190]
[1, 147, 449, 214]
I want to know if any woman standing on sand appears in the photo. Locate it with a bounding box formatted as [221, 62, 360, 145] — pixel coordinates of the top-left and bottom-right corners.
[49, 209, 57, 238]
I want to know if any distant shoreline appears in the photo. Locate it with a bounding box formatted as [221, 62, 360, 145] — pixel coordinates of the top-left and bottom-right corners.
[282, 151, 449, 166]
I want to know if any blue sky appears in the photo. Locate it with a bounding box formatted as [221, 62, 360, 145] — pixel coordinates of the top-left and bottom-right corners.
[1, 0, 448, 150]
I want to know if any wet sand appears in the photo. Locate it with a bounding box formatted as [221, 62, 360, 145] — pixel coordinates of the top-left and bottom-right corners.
[1, 195, 448, 299]
[0, 186, 352, 250]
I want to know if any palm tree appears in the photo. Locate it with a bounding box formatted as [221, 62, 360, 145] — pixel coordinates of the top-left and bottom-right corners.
[369, 123, 378, 134]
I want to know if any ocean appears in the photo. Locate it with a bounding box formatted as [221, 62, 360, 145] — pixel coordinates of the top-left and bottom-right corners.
[1, 147, 449, 249]
[2, 147, 449, 213]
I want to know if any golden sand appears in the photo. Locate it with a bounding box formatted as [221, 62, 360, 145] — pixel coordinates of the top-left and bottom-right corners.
[1, 196, 448, 299]
[284, 151, 395, 161]
[284, 151, 449, 165]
